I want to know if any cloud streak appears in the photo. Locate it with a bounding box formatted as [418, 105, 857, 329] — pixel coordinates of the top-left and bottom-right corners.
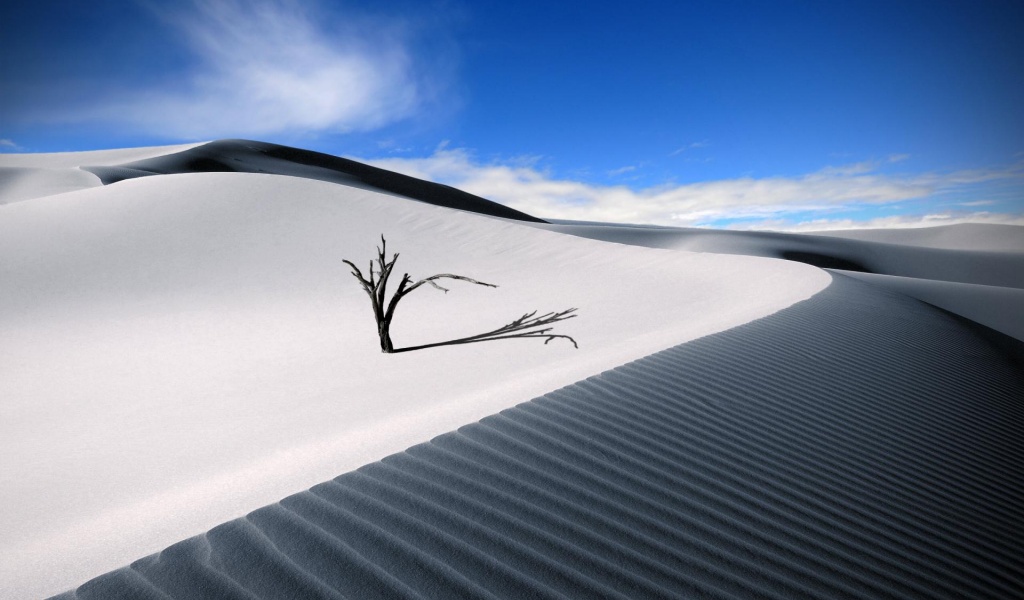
[607, 165, 637, 176]
[670, 141, 709, 156]
[68, 0, 430, 138]
[733, 213, 1024, 232]
[362, 147, 1024, 229]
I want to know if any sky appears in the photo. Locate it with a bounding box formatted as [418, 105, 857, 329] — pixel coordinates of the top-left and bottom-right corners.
[1, 0, 1022, 230]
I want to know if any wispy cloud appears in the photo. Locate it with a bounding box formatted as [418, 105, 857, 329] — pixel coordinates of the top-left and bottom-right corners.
[0, 139, 19, 151]
[669, 141, 709, 156]
[361, 147, 1024, 228]
[731, 212, 1024, 232]
[61, 0, 437, 138]
[608, 165, 637, 176]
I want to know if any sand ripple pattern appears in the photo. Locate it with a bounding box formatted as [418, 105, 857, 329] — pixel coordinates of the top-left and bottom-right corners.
[54, 274, 1024, 599]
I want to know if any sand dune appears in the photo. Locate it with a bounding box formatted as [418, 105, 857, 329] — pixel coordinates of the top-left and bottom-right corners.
[52, 274, 1024, 599]
[0, 169, 824, 599]
[810, 222, 1024, 252]
[539, 221, 1024, 288]
[3, 140, 1021, 598]
[0, 165, 102, 205]
[0, 143, 206, 169]
[81, 139, 543, 222]
[0, 143, 204, 204]
[539, 221, 1024, 342]
[832, 269, 1024, 343]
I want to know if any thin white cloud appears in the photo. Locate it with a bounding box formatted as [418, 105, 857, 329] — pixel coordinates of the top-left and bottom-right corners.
[732, 213, 1024, 232]
[669, 141, 709, 156]
[0, 139, 17, 148]
[71, 0, 432, 138]
[608, 165, 637, 176]
[815, 160, 881, 176]
[361, 147, 1024, 227]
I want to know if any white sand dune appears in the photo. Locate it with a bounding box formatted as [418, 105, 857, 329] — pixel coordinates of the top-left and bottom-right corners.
[0, 144, 206, 169]
[0, 169, 825, 599]
[3, 140, 1021, 599]
[81, 139, 542, 222]
[0, 166, 103, 205]
[51, 274, 1024, 599]
[0, 143, 204, 205]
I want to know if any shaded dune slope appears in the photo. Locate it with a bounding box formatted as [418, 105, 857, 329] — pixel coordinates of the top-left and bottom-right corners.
[542, 223, 1024, 288]
[833, 269, 1024, 343]
[55, 274, 1024, 599]
[81, 139, 544, 223]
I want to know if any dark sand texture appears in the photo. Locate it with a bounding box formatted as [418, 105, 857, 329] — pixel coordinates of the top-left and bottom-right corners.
[53, 274, 1024, 599]
[832, 269, 1024, 342]
[81, 139, 545, 223]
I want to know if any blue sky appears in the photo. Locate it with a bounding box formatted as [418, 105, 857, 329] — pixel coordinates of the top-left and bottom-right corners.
[2, 0, 1022, 229]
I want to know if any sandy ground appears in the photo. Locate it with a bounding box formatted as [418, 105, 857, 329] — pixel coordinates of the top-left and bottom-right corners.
[52, 273, 1024, 600]
[1, 164, 824, 599]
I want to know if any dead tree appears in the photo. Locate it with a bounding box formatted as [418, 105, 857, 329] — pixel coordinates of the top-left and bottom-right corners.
[343, 236, 578, 353]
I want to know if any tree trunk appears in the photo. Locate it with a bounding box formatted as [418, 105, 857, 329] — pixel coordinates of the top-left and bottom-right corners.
[378, 320, 395, 353]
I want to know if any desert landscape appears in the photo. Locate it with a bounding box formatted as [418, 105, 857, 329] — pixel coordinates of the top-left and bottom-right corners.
[3, 0, 1023, 597]
[1, 140, 1022, 598]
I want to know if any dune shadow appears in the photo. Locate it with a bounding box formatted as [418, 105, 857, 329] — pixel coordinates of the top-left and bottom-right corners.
[780, 250, 870, 272]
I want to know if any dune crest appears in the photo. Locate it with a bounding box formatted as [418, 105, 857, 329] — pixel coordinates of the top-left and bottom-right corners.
[81, 139, 545, 223]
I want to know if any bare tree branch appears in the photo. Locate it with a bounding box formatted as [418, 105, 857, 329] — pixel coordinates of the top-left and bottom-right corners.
[343, 235, 577, 353]
[404, 273, 497, 296]
[393, 309, 578, 353]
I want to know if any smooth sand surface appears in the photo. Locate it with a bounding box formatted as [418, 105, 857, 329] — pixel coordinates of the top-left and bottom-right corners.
[0, 165, 102, 205]
[0, 172, 825, 599]
[0, 143, 206, 169]
[53, 274, 1024, 599]
[0, 143, 204, 204]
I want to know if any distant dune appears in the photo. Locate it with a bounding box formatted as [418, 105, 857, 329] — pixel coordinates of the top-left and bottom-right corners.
[81, 139, 545, 223]
[1, 140, 1021, 599]
[538, 220, 1024, 342]
[538, 221, 1024, 287]
[810, 222, 1024, 252]
[0, 143, 204, 204]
